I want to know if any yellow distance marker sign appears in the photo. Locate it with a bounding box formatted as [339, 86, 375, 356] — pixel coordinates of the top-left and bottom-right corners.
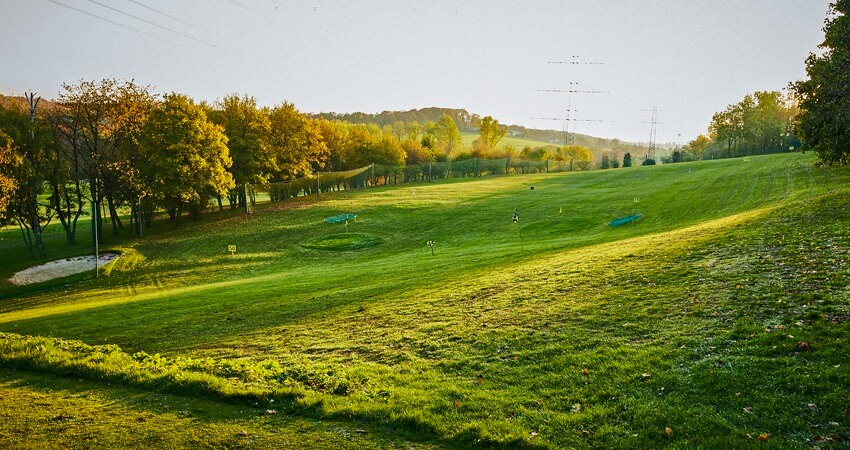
[228, 245, 236, 255]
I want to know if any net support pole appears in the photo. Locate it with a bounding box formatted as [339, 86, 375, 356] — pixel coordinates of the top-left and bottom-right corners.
[244, 183, 250, 214]
[93, 176, 99, 278]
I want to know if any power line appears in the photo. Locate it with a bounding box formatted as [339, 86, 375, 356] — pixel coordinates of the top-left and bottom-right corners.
[226, 0, 255, 14]
[548, 55, 603, 65]
[538, 88, 611, 94]
[533, 117, 612, 123]
[126, 0, 197, 28]
[85, 0, 215, 47]
[46, 0, 173, 43]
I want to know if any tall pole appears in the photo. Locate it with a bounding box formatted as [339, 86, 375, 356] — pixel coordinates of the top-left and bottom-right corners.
[244, 183, 250, 214]
[137, 196, 144, 237]
[93, 177, 99, 278]
[316, 172, 320, 197]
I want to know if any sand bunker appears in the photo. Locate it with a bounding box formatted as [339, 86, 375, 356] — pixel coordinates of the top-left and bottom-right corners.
[9, 253, 120, 286]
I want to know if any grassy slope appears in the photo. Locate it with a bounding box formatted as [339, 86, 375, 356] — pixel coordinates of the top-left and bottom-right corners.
[460, 131, 558, 150]
[1, 153, 848, 448]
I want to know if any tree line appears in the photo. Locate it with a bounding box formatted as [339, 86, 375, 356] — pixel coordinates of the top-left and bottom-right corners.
[680, 90, 799, 162]
[682, 0, 849, 166]
[0, 79, 618, 258]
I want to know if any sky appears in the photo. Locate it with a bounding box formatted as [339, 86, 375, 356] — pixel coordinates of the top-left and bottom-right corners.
[0, 0, 831, 144]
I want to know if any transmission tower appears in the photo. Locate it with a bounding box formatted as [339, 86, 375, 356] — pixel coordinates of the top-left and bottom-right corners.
[538, 57, 607, 145]
[642, 107, 660, 162]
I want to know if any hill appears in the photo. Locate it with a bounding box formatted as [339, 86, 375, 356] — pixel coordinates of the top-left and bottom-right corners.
[311, 106, 644, 152]
[0, 94, 57, 111]
[0, 153, 848, 448]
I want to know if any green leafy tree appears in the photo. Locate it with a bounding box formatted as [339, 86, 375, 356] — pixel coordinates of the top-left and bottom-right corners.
[43, 105, 88, 245]
[623, 152, 632, 167]
[433, 114, 463, 159]
[0, 102, 54, 256]
[520, 146, 550, 161]
[209, 94, 273, 208]
[601, 154, 611, 169]
[472, 116, 507, 156]
[792, 0, 850, 164]
[139, 93, 234, 222]
[347, 125, 406, 168]
[268, 102, 329, 181]
[706, 91, 797, 159]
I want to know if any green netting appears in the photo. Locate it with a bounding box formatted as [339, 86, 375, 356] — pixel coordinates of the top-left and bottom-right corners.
[609, 214, 642, 227]
[324, 213, 357, 224]
[509, 159, 548, 174]
[266, 164, 373, 201]
[258, 157, 583, 204]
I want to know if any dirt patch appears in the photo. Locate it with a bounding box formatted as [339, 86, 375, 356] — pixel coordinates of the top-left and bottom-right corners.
[9, 253, 120, 285]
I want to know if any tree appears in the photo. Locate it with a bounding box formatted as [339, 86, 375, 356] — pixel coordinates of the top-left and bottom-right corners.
[0, 130, 19, 224]
[563, 144, 594, 171]
[313, 119, 350, 170]
[57, 79, 156, 240]
[138, 93, 235, 223]
[209, 94, 273, 208]
[268, 102, 329, 182]
[472, 116, 507, 156]
[0, 100, 54, 256]
[623, 152, 632, 167]
[687, 134, 711, 160]
[601, 154, 611, 169]
[670, 151, 683, 163]
[433, 114, 463, 159]
[706, 91, 798, 159]
[792, 0, 850, 164]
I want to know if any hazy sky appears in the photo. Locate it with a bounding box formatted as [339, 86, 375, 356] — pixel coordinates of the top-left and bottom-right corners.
[1, 0, 831, 144]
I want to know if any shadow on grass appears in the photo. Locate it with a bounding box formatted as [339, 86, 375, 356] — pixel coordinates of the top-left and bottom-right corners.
[0, 367, 549, 449]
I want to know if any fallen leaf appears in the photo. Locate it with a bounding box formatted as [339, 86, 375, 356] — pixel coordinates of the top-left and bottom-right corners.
[571, 403, 581, 413]
[581, 368, 589, 375]
[758, 433, 768, 441]
[665, 427, 673, 436]
[264, 409, 277, 415]
[743, 407, 752, 413]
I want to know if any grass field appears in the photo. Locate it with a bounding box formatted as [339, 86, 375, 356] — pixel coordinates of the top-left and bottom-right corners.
[1, 153, 849, 448]
[460, 131, 561, 151]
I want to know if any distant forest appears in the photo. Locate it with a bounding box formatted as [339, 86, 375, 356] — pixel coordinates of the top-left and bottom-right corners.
[311, 107, 645, 153]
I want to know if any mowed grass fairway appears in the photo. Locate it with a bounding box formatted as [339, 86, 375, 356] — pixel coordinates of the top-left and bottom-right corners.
[0, 153, 849, 448]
